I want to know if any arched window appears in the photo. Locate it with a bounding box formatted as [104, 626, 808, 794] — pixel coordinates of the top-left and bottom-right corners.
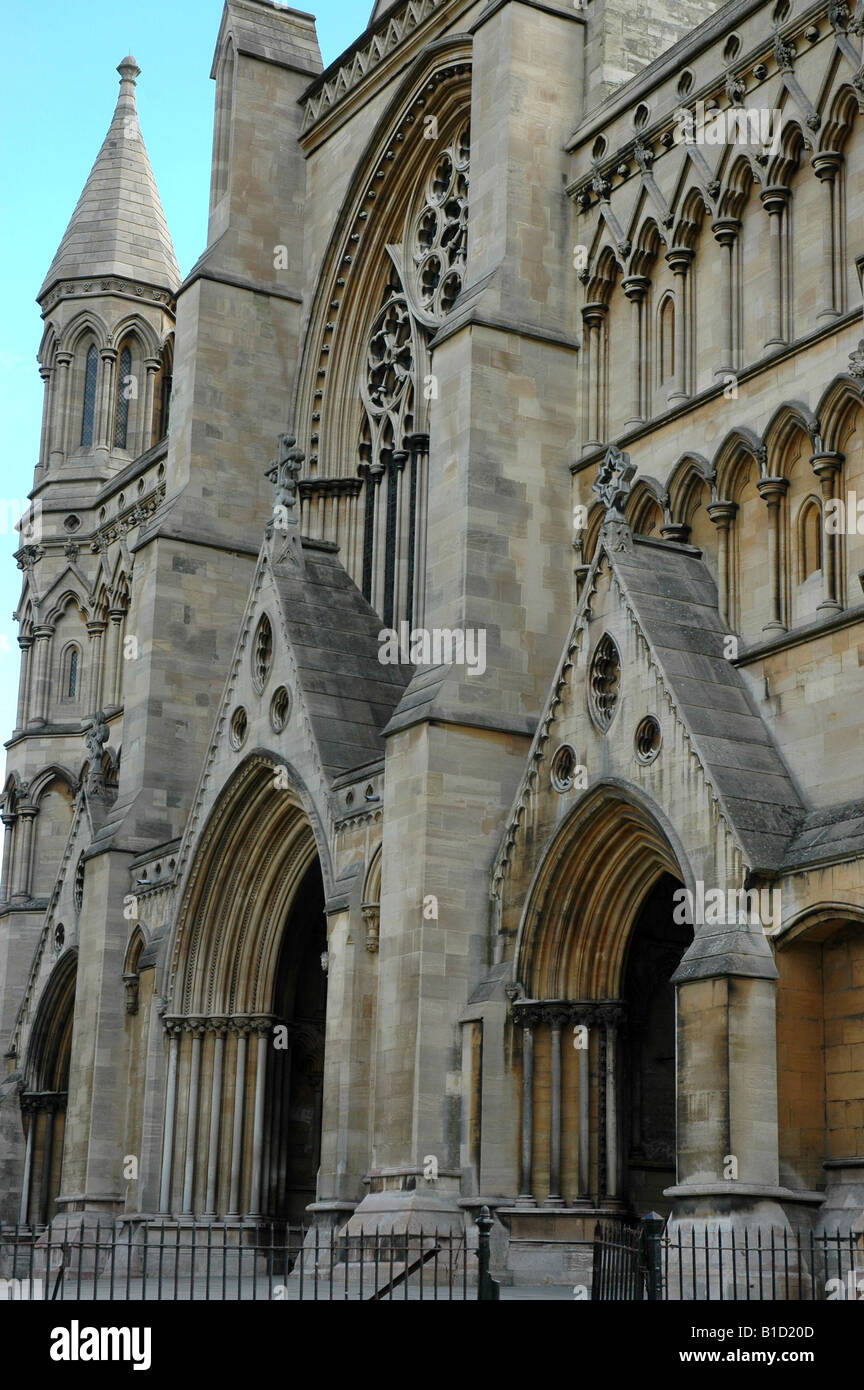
[80, 344, 98, 446]
[798, 498, 822, 582]
[61, 645, 80, 701]
[659, 296, 675, 384]
[114, 343, 133, 449]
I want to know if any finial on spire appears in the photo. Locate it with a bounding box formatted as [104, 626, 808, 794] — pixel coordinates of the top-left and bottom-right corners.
[117, 55, 141, 83]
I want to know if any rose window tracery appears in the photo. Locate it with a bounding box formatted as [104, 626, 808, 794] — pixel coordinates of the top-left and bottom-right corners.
[354, 119, 471, 630]
[411, 123, 470, 320]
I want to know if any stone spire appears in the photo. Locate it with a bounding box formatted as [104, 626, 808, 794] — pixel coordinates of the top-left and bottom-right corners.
[39, 56, 180, 301]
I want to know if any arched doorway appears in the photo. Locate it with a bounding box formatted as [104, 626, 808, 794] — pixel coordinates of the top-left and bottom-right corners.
[21, 951, 76, 1225]
[265, 862, 327, 1223]
[163, 756, 331, 1224]
[511, 788, 691, 1213]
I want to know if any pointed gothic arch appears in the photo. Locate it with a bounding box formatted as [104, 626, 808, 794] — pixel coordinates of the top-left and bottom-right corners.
[158, 755, 333, 1220]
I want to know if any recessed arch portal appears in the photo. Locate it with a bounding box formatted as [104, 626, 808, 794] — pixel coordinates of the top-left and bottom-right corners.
[511, 786, 691, 1214]
[160, 757, 332, 1221]
[20, 950, 77, 1225]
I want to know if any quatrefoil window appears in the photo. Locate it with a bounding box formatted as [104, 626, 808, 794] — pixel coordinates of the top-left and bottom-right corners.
[588, 633, 622, 732]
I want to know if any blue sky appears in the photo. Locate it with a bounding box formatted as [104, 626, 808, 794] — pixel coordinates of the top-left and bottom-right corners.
[0, 0, 372, 753]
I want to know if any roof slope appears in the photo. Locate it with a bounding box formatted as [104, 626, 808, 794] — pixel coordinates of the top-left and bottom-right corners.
[39, 57, 180, 300]
[272, 539, 411, 777]
[608, 534, 804, 870]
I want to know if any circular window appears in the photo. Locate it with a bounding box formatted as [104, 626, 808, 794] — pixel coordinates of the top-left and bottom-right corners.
[588, 634, 622, 732]
[269, 684, 291, 733]
[64, 514, 81, 533]
[252, 614, 274, 692]
[772, 0, 790, 22]
[634, 715, 662, 764]
[591, 135, 608, 160]
[229, 706, 248, 751]
[54, 923, 65, 952]
[634, 102, 650, 131]
[551, 743, 579, 793]
[677, 70, 694, 98]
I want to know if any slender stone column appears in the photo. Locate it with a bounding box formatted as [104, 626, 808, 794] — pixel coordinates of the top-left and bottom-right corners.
[605, 1017, 619, 1201]
[49, 353, 73, 467]
[141, 358, 160, 455]
[711, 219, 741, 377]
[37, 367, 53, 472]
[577, 1024, 590, 1201]
[811, 452, 844, 613]
[106, 610, 125, 708]
[369, 462, 387, 615]
[581, 304, 607, 448]
[96, 348, 117, 459]
[757, 477, 790, 632]
[406, 433, 429, 626]
[812, 153, 843, 323]
[707, 500, 738, 628]
[621, 277, 649, 426]
[15, 637, 32, 730]
[28, 626, 53, 728]
[544, 1007, 567, 1206]
[760, 187, 790, 349]
[181, 1022, 205, 1215]
[19, 1099, 35, 1225]
[392, 449, 409, 625]
[227, 1021, 249, 1218]
[158, 1024, 181, 1213]
[516, 1012, 537, 1206]
[203, 1019, 227, 1218]
[665, 248, 693, 403]
[39, 1101, 56, 1225]
[247, 1019, 271, 1219]
[0, 813, 15, 904]
[85, 621, 107, 714]
[11, 806, 37, 901]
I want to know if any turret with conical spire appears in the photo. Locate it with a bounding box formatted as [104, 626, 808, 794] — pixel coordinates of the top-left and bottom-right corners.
[34, 58, 178, 482]
[40, 56, 179, 299]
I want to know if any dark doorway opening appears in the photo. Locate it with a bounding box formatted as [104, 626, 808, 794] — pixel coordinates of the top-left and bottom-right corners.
[264, 862, 327, 1225]
[621, 872, 692, 1216]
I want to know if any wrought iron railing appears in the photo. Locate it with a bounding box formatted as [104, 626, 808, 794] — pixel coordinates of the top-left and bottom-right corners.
[0, 1206, 501, 1301]
[592, 1216, 862, 1301]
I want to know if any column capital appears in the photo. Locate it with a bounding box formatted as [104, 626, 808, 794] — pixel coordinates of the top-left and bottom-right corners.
[810, 450, 843, 482]
[144, 356, 161, 374]
[756, 475, 789, 505]
[812, 150, 843, 182]
[581, 300, 609, 328]
[99, 347, 118, 363]
[206, 1015, 229, 1036]
[665, 245, 694, 273]
[86, 619, 108, 638]
[54, 351, 74, 368]
[711, 216, 741, 247]
[621, 274, 650, 302]
[32, 624, 54, 640]
[706, 499, 738, 528]
[760, 184, 790, 214]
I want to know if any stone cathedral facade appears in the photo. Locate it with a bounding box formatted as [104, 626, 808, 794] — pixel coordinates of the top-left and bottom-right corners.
[1, 0, 863, 1288]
